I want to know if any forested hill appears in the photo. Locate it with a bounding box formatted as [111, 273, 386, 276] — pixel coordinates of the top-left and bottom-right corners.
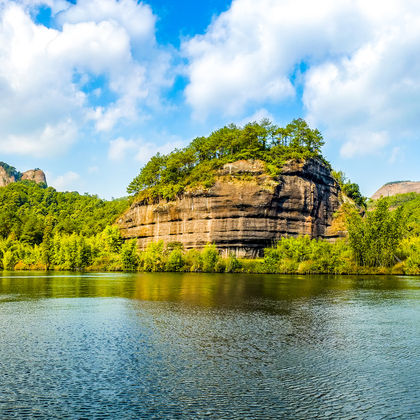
[0, 181, 129, 245]
[127, 119, 328, 202]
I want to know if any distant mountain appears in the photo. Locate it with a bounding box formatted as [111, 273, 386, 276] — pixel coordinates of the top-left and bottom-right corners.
[371, 181, 420, 200]
[0, 162, 47, 187]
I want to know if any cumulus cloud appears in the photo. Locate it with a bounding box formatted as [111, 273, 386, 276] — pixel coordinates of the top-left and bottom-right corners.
[108, 136, 186, 163]
[182, 0, 371, 119]
[183, 0, 420, 156]
[0, 0, 172, 156]
[50, 170, 81, 191]
[239, 108, 275, 126]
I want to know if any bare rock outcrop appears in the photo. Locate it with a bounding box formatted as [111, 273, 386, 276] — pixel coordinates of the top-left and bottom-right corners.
[0, 163, 47, 187]
[118, 159, 341, 257]
[21, 169, 47, 184]
[371, 181, 420, 200]
[0, 166, 16, 187]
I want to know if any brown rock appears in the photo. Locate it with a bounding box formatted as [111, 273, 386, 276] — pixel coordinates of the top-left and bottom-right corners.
[21, 169, 47, 185]
[117, 158, 341, 257]
[371, 181, 420, 200]
[0, 166, 16, 187]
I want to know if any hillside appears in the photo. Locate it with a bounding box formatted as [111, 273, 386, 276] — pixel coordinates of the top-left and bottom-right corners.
[127, 119, 327, 202]
[371, 181, 420, 200]
[118, 119, 354, 257]
[0, 162, 47, 187]
[0, 181, 129, 244]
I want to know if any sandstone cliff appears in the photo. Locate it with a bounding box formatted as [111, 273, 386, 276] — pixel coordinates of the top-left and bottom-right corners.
[0, 163, 47, 187]
[0, 166, 16, 187]
[21, 169, 47, 184]
[372, 181, 420, 200]
[118, 159, 341, 257]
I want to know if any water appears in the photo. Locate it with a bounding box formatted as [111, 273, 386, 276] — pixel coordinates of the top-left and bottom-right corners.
[0, 272, 419, 419]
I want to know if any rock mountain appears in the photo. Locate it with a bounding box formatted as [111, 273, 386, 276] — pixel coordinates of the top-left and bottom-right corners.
[371, 181, 420, 200]
[118, 159, 341, 257]
[0, 163, 47, 187]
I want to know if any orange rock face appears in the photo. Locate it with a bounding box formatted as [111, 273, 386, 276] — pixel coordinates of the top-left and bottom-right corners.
[0, 166, 16, 187]
[371, 181, 420, 200]
[21, 169, 47, 185]
[117, 159, 341, 257]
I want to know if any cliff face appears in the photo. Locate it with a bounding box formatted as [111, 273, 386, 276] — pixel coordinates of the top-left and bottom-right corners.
[372, 181, 420, 200]
[118, 159, 341, 257]
[21, 169, 47, 184]
[0, 166, 16, 187]
[0, 165, 47, 187]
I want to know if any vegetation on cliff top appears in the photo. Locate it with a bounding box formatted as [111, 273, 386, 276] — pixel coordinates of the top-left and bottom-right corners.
[127, 119, 327, 201]
[0, 162, 22, 180]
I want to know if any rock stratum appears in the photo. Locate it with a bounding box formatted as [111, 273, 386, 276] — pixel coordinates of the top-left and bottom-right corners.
[371, 181, 420, 200]
[0, 164, 47, 187]
[118, 159, 341, 257]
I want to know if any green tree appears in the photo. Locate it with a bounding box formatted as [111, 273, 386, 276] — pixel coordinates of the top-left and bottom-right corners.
[346, 198, 406, 267]
[121, 240, 138, 271]
[201, 243, 219, 272]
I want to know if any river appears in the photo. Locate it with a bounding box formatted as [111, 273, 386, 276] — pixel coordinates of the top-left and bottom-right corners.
[0, 272, 419, 418]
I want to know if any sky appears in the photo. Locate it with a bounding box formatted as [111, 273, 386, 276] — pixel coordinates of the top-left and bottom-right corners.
[1, 0, 419, 199]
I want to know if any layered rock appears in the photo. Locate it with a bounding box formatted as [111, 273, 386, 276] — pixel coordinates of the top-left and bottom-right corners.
[372, 181, 420, 200]
[21, 169, 47, 184]
[118, 159, 341, 257]
[0, 166, 16, 187]
[0, 164, 47, 187]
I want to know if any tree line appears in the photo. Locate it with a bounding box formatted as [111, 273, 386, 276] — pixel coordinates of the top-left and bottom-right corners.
[1, 194, 420, 275]
[127, 118, 328, 201]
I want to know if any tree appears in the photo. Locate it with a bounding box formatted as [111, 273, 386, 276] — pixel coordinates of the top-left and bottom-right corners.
[121, 240, 138, 271]
[346, 198, 406, 267]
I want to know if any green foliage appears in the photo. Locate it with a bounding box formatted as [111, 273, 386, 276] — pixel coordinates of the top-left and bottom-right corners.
[263, 236, 354, 274]
[0, 162, 22, 180]
[140, 241, 166, 272]
[201, 243, 220, 272]
[0, 181, 129, 243]
[225, 254, 241, 273]
[121, 240, 139, 271]
[3, 249, 17, 270]
[165, 248, 185, 272]
[346, 198, 407, 267]
[373, 192, 420, 236]
[128, 119, 327, 201]
[332, 170, 366, 208]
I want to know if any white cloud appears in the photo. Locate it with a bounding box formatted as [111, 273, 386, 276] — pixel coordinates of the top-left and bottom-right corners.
[183, 0, 420, 156]
[57, 0, 156, 46]
[51, 170, 81, 191]
[108, 137, 138, 161]
[340, 131, 389, 158]
[239, 108, 274, 126]
[182, 0, 371, 120]
[108, 136, 186, 163]
[304, 12, 420, 156]
[0, 120, 77, 157]
[0, 1, 172, 156]
[88, 165, 99, 174]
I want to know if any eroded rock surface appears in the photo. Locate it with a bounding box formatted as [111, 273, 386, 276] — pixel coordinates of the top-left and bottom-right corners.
[372, 181, 420, 200]
[21, 169, 47, 184]
[0, 166, 16, 187]
[118, 159, 341, 257]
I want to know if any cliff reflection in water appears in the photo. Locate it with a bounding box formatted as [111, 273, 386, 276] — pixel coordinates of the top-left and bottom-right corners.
[0, 271, 413, 309]
[0, 272, 419, 419]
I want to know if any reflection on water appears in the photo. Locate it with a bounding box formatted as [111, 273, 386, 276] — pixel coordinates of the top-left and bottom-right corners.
[0, 272, 419, 418]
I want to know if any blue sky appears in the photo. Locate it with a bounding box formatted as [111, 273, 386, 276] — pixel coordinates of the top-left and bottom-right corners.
[1, 0, 419, 198]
